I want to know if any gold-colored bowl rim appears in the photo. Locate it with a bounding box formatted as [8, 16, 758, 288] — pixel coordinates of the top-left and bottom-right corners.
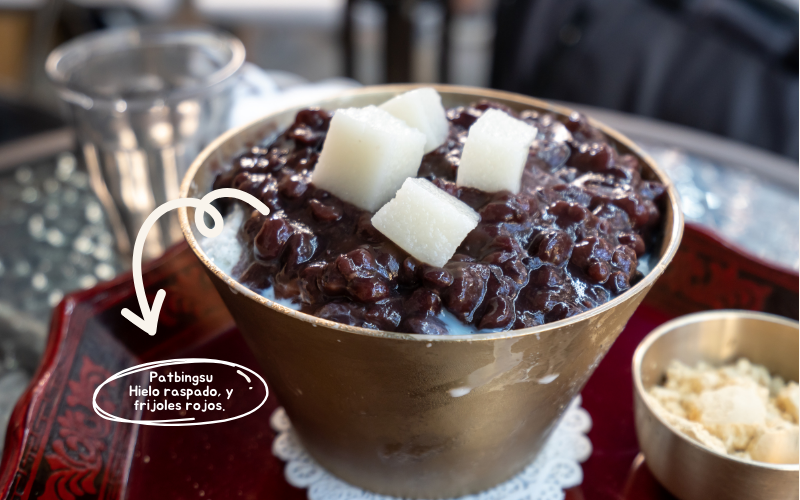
[632, 309, 800, 472]
[178, 84, 684, 343]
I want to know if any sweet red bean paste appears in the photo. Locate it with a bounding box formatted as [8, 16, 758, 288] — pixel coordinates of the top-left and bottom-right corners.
[213, 101, 665, 334]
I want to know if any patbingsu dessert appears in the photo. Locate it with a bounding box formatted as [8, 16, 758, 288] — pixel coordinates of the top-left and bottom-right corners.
[206, 88, 665, 334]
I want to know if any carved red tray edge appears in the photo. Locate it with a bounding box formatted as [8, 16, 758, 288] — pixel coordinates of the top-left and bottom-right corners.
[0, 244, 189, 499]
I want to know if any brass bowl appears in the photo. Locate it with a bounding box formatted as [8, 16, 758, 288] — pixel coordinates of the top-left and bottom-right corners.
[178, 85, 683, 498]
[633, 310, 799, 500]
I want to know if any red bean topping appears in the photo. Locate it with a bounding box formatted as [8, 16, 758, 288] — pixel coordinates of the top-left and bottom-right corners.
[607, 271, 630, 294]
[308, 199, 342, 221]
[479, 296, 515, 330]
[254, 219, 294, 261]
[533, 230, 574, 266]
[618, 232, 646, 257]
[405, 288, 443, 317]
[402, 315, 448, 335]
[422, 267, 454, 289]
[364, 300, 403, 330]
[399, 257, 422, 287]
[213, 102, 663, 334]
[348, 277, 390, 302]
[283, 232, 317, 268]
[442, 262, 491, 323]
[587, 260, 611, 284]
[316, 302, 364, 326]
[530, 265, 564, 288]
[611, 245, 637, 275]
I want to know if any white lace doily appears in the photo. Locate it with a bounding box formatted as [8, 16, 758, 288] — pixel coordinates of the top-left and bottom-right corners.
[270, 396, 592, 500]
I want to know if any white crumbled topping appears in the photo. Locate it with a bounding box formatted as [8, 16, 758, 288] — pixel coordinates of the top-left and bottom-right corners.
[647, 358, 799, 464]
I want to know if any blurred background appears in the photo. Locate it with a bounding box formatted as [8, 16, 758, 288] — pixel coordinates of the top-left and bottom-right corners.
[0, 0, 797, 451]
[0, 0, 797, 156]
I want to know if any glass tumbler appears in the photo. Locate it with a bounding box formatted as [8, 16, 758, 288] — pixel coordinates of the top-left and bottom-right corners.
[46, 27, 245, 260]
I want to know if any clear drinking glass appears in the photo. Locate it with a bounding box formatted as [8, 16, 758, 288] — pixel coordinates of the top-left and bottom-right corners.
[46, 27, 245, 260]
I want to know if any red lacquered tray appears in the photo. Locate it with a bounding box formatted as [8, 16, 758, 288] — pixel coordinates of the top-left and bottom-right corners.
[1, 222, 797, 500]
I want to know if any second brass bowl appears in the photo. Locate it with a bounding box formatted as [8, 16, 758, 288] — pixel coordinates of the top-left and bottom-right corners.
[179, 85, 683, 498]
[633, 310, 799, 500]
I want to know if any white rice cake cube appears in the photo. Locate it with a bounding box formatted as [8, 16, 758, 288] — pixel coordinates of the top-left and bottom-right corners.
[456, 108, 537, 193]
[371, 178, 480, 267]
[379, 88, 449, 153]
[312, 106, 426, 212]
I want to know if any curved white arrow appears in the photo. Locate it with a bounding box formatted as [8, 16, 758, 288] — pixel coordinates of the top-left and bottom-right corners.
[121, 188, 269, 335]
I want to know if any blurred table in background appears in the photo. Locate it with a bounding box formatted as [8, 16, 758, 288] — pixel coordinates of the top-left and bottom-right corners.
[0, 75, 797, 453]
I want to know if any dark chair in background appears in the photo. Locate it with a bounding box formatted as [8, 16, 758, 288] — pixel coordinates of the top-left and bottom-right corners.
[343, 0, 453, 84]
[491, 0, 799, 159]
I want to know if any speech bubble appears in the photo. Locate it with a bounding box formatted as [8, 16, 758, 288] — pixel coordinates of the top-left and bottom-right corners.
[92, 358, 268, 426]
